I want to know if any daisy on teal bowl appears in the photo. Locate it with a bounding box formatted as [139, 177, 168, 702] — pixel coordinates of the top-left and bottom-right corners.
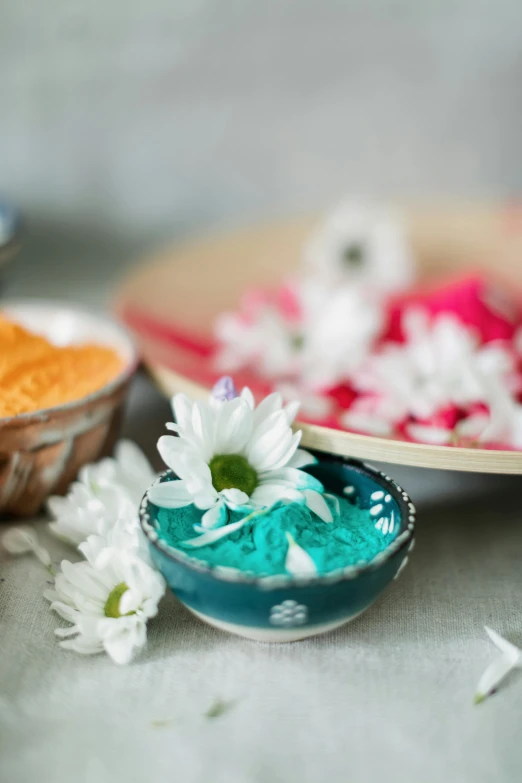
[139, 377, 415, 642]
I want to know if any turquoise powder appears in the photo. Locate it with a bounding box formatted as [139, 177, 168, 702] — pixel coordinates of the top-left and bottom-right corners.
[153, 493, 398, 577]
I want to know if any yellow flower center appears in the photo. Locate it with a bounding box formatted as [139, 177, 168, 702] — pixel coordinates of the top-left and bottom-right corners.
[104, 582, 135, 618]
[209, 454, 258, 496]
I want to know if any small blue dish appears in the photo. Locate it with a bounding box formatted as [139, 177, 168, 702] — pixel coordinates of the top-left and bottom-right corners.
[139, 454, 416, 642]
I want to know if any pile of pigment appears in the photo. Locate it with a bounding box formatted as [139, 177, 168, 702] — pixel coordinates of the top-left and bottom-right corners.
[153, 487, 399, 577]
[0, 314, 124, 417]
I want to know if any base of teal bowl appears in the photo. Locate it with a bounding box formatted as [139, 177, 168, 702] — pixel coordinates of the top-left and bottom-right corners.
[186, 606, 365, 642]
[141, 454, 415, 641]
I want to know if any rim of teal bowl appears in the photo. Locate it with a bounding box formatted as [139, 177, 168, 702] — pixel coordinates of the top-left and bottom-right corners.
[139, 454, 416, 589]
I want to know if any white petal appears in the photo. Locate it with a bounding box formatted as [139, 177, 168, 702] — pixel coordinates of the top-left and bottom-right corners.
[2, 526, 40, 554]
[253, 392, 284, 428]
[456, 414, 490, 440]
[60, 561, 107, 602]
[324, 493, 340, 517]
[59, 636, 104, 655]
[182, 516, 250, 547]
[172, 393, 193, 433]
[246, 412, 292, 469]
[341, 410, 394, 437]
[266, 430, 303, 471]
[148, 480, 193, 509]
[220, 488, 250, 507]
[214, 398, 253, 454]
[115, 440, 155, 483]
[475, 654, 519, 703]
[240, 387, 255, 408]
[285, 533, 317, 576]
[191, 401, 216, 461]
[103, 623, 146, 665]
[259, 467, 323, 493]
[199, 501, 229, 530]
[286, 449, 317, 468]
[284, 400, 301, 425]
[303, 490, 333, 522]
[156, 435, 197, 476]
[251, 483, 302, 508]
[485, 626, 522, 660]
[2, 526, 52, 569]
[405, 424, 452, 446]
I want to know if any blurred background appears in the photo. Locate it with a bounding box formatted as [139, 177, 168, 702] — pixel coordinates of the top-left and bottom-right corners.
[2, 0, 522, 498]
[2, 0, 522, 306]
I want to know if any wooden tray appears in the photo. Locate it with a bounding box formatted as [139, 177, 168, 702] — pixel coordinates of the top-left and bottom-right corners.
[116, 204, 522, 474]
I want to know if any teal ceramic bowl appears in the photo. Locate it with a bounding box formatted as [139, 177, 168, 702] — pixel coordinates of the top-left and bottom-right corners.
[139, 454, 416, 642]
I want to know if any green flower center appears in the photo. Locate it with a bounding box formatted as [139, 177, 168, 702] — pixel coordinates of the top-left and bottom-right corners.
[209, 454, 258, 495]
[342, 242, 365, 267]
[104, 582, 134, 618]
[291, 333, 305, 351]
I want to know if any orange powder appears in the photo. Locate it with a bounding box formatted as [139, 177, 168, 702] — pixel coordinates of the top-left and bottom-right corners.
[0, 315, 125, 417]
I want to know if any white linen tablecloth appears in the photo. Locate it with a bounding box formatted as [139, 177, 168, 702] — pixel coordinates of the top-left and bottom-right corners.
[1, 376, 522, 783]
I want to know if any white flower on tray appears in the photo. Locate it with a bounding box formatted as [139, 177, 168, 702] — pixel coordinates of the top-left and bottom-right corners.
[297, 281, 384, 391]
[148, 378, 333, 539]
[45, 549, 166, 665]
[303, 202, 415, 296]
[215, 299, 302, 380]
[344, 309, 517, 440]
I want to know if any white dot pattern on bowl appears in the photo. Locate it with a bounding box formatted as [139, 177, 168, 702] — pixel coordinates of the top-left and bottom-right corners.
[269, 600, 308, 627]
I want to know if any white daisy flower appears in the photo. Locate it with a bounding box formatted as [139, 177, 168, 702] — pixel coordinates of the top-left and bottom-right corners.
[48, 440, 156, 547]
[345, 310, 516, 437]
[297, 280, 384, 390]
[47, 481, 135, 546]
[79, 514, 151, 569]
[303, 202, 415, 295]
[475, 626, 522, 704]
[214, 303, 302, 380]
[45, 550, 166, 665]
[148, 382, 332, 531]
[275, 381, 335, 420]
[79, 440, 157, 509]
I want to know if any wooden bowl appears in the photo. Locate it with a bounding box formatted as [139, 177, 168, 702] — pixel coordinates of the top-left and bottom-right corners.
[0, 301, 138, 516]
[116, 204, 522, 474]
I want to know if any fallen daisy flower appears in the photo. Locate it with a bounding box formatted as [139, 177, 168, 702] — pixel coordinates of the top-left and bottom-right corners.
[79, 439, 157, 509]
[475, 626, 522, 704]
[45, 549, 166, 665]
[48, 440, 155, 546]
[78, 514, 151, 570]
[48, 481, 135, 547]
[2, 525, 54, 575]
